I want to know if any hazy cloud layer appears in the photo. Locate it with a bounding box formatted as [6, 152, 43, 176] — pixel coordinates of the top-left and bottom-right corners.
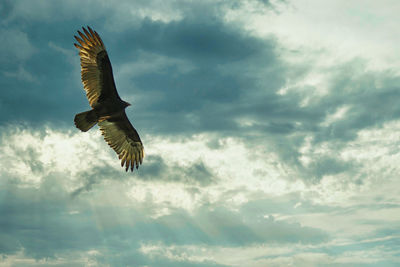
[1, 125, 399, 266]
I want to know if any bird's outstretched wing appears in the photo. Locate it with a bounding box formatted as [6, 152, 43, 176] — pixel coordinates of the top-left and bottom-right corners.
[98, 113, 144, 171]
[74, 26, 122, 107]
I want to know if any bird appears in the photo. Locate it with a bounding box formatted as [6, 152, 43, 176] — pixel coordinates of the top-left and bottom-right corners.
[73, 26, 144, 172]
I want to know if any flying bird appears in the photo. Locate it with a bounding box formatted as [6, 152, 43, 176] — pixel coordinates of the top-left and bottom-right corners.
[73, 26, 144, 171]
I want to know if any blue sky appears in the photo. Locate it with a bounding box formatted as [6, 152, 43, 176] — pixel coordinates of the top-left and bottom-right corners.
[1, 0, 400, 266]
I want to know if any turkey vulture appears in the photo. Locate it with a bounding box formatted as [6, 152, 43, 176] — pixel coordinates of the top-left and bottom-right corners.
[73, 26, 144, 171]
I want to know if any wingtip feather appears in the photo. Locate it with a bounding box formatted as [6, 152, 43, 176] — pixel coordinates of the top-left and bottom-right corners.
[74, 43, 82, 50]
[78, 30, 90, 45]
[82, 27, 94, 43]
[87, 27, 96, 44]
[94, 31, 104, 47]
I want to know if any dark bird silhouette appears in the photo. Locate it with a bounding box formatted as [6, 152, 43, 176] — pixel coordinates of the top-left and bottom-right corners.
[73, 26, 144, 171]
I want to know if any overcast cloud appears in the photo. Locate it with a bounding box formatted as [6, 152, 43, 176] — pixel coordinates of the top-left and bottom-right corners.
[1, 0, 400, 266]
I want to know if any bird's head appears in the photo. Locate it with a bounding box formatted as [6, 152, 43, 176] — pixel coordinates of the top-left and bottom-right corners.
[123, 101, 131, 108]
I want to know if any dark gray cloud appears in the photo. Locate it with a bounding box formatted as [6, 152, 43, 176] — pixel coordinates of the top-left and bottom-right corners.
[139, 155, 215, 186]
[313, 66, 400, 142]
[0, 0, 282, 130]
[0, 180, 99, 259]
[0, 0, 13, 18]
[71, 155, 215, 196]
[2, 0, 399, 150]
[120, 17, 283, 135]
[4, 0, 397, 183]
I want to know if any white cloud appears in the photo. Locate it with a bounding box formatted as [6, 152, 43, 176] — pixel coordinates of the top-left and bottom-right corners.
[139, 243, 294, 267]
[138, 238, 400, 267]
[0, 249, 104, 267]
[320, 105, 350, 127]
[3, 66, 38, 83]
[48, 41, 77, 66]
[2, 122, 400, 209]
[224, 0, 400, 71]
[0, 27, 35, 63]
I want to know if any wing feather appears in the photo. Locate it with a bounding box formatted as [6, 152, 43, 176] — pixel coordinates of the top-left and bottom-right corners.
[98, 113, 144, 172]
[74, 26, 122, 108]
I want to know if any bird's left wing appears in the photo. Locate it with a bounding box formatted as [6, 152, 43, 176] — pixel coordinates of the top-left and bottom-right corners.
[73, 26, 122, 108]
[98, 113, 144, 171]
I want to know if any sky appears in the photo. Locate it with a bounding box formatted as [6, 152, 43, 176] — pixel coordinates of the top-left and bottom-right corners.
[0, 0, 400, 266]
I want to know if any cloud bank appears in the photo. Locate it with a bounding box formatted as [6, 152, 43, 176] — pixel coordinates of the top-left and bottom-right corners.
[0, 0, 399, 266]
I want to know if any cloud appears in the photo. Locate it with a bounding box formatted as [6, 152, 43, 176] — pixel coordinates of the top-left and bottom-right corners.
[0, 135, 313, 265]
[139, 155, 215, 186]
[3, 66, 38, 83]
[0, 27, 36, 63]
[0, 0, 284, 134]
[0, 182, 328, 265]
[71, 156, 215, 197]
[0, 124, 399, 265]
[1, 0, 400, 265]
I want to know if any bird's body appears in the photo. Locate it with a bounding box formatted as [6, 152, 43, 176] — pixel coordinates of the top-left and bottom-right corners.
[73, 26, 144, 171]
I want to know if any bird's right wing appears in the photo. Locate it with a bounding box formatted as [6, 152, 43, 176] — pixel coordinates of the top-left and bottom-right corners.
[98, 112, 144, 172]
[73, 26, 122, 108]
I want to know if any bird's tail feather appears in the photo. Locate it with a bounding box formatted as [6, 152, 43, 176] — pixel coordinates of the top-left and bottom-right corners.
[74, 110, 98, 132]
